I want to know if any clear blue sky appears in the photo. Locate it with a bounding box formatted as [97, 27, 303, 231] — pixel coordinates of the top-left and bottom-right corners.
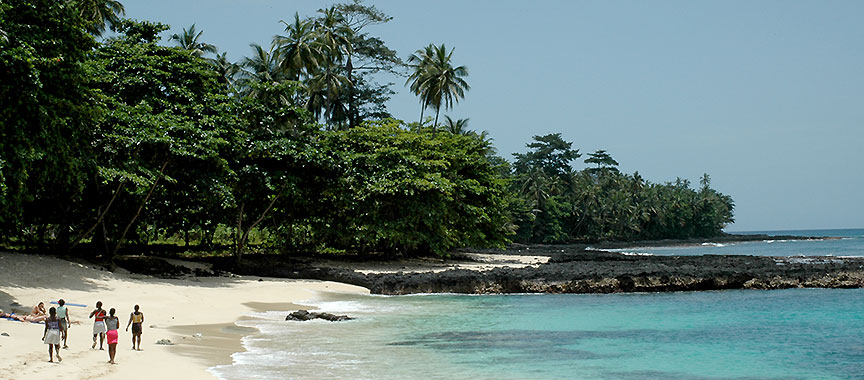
[122, 0, 864, 232]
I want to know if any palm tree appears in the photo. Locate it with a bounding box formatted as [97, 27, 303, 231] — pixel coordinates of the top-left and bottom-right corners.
[239, 43, 282, 83]
[305, 67, 351, 126]
[237, 43, 287, 101]
[275, 13, 321, 80]
[308, 7, 354, 127]
[315, 6, 353, 63]
[406, 44, 435, 123]
[171, 24, 217, 57]
[211, 52, 240, 92]
[76, 0, 125, 36]
[406, 43, 470, 127]
[443, 116, 471, 135]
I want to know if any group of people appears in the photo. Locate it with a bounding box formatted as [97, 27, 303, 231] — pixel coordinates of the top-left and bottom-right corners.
[39, 299, 145, 364]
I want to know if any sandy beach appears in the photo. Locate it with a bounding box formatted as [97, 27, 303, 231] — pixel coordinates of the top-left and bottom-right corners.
[0, 251, 368, 380]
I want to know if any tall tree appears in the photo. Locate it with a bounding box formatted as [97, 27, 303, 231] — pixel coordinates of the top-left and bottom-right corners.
[275, 13, 321, 80]
[85, 19, 233, 258]
[329, 0, 401, 128]
[406, 43, 469, 127]
[170, 24, 217, 57]
[0, 0, 97, 246]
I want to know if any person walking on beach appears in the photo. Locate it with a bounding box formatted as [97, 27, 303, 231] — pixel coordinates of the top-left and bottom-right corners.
[56, 299, 70, 349]
[125, 305, 144, 350]
[89, 301, 107, 350]
[105, 308, 120, 364]
[42, 307, 62, 362]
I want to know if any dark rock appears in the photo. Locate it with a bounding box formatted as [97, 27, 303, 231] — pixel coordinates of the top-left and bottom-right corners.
[286, 310, 354, 322]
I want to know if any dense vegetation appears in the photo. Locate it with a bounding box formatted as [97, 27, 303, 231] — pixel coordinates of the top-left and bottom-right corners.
[0, 0, 734, 263]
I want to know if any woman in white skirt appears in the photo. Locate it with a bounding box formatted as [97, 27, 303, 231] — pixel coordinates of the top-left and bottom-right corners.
[42, 307, 62, 362]
[89, 301, 107, 350]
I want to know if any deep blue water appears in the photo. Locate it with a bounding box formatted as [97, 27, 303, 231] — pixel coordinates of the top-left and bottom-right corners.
[603, 228, 864, 257]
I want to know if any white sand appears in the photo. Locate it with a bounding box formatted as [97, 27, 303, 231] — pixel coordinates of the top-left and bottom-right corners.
[0, 251, 368, 379]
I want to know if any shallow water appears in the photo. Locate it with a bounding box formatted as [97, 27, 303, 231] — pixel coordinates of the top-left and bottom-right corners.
[211, 288, 864, 380]
[210, 228, 864, 380]
[603, 228, 864, 256]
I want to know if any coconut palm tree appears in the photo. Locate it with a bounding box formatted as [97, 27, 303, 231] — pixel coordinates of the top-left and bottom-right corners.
[315, 6, 353, 63]
[308, 7, 354, 127]
[442, 116, 470, 135]
[406, 43, 470, 127]
[171, 24, 217, 57]
[211, 52, 240, 92]
[406, 44, 435, 123]
[305, 67, 351, 126]
[76, 0, 125, 36]
[239, 43, 282, 84]
[275, 13, 321, 80]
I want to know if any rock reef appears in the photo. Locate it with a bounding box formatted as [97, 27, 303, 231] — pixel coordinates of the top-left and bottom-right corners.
[227, 242, 864, 295]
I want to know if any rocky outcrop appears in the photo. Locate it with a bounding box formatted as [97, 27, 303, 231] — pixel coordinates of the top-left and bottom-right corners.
[224, 243, 864, 295]
[286, 310, 354, 322]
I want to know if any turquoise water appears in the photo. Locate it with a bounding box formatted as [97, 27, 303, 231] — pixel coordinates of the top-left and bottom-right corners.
[604, 228, 864, 256]
[211, 289, 864, 380]
[210, 229, 864, 380]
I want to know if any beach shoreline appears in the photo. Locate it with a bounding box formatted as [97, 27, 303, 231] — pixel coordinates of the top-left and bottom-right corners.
[0, 251, 369, 380]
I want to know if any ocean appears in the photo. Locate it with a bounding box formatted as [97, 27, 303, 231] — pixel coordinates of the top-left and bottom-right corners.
[601, 228, 864, 257]
[210, 229, 864, 380]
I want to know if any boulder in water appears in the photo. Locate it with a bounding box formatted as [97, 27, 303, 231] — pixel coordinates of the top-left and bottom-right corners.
[286, 310, 354, 322]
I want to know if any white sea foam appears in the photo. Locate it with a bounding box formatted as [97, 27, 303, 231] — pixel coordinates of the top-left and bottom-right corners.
[586, 246, 654, 256]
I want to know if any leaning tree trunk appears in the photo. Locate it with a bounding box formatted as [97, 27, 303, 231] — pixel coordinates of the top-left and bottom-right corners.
[69, 179, 125, 251]
[234, 193, 281, 267]
[111, 160, 169, 258]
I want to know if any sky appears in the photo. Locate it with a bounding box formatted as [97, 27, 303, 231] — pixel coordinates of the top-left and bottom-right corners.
[121, 0, 864, 232]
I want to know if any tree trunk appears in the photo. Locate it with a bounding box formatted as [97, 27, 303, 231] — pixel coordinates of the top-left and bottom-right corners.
[112, 160, 169, 258]
[234, 193, 281, 267]
[234, 202, 244, 266]
[69, 180, 125, 251]
[346, 55, 357, 128]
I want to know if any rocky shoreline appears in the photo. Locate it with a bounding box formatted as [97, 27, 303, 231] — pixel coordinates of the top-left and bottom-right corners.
[212, 235, 864, 295]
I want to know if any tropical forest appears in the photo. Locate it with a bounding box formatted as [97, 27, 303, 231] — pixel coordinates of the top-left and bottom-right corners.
[0, 0, 735, 264]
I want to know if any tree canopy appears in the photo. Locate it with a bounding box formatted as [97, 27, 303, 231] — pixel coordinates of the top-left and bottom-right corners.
[0, 0, 736, 262]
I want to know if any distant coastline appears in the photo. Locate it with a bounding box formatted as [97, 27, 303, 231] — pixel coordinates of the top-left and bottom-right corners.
[190, 233, 864, 296]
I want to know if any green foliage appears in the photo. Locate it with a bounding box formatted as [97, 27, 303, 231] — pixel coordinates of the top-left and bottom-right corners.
[0, 0, 97, 239]
[85, 19, 235, 255]
[510, 135, 734, 243]
[0, 0, 735, 261]
[306, 120, 511, 256]
[170, 24, 218, 57]
[75, 0, 125, 36]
